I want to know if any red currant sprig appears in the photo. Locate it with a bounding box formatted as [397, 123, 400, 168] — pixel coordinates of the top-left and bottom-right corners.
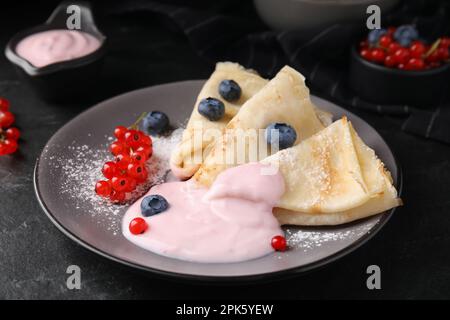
[0, 97, 20, 156]
[95, 113, 153, 204]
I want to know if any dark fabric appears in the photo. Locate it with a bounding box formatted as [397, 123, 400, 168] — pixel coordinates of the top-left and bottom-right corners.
[103, 0, 450, 144]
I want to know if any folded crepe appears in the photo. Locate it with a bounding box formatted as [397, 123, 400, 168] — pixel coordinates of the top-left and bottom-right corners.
[170, 62, 332, 180]
[193, 65, 327, 186]
[170, 62, 268, 179]
[260, 117, 402, 225]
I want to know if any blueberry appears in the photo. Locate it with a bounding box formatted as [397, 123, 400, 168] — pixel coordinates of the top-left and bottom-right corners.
[219, 79, 241, 102]
[142, 111, 169, 135]
[397, 37, 413, 47]
[368, 28, 387, 45]
[394, 25, 418, 47]
[198, 97, 225, 121]
[265, 123, 297, 150]
[141, 195, 169, 217]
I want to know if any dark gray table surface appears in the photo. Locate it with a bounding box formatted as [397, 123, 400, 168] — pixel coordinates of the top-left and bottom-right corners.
[1, 3, 449, 300]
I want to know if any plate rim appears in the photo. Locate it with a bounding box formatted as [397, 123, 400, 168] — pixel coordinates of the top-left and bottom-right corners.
[33, 80, 403, 282]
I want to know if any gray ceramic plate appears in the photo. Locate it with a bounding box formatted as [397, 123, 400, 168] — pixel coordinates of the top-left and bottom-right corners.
[34, 80, 401, 281]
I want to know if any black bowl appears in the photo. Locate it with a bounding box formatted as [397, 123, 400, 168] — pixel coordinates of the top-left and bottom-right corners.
[4, 1, 107, 102]
[349, 45, 450, 108]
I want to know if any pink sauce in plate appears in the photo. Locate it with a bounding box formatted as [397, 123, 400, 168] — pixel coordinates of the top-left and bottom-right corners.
[15, 29, 101, 67]
[122, 163, 285, 263]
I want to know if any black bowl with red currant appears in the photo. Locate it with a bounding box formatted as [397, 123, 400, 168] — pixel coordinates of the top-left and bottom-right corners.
[349, 25, 450, 107]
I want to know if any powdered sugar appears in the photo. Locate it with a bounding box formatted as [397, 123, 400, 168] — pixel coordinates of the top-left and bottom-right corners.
[285, 223, 373, 253]
[47, 128, 183, 235]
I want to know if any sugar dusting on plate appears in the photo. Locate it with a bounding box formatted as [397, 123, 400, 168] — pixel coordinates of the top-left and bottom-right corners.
[45, 128, 183, 235]
[285, 223, 374, 253]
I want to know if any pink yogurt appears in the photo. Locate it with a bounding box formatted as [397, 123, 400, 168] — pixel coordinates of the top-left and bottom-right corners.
[15, 29, 101, 67]
[122, 163, 285, 263]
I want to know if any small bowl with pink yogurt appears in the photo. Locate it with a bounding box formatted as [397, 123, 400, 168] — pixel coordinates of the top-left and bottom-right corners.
[5, 1, 107, 101]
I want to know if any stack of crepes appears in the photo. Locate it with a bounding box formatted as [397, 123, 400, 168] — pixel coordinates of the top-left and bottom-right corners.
[170, 62, 401, 225]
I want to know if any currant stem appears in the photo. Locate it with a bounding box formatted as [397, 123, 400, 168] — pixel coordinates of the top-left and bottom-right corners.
[129, 112, 148, 130]
[424, 39, 441, 58]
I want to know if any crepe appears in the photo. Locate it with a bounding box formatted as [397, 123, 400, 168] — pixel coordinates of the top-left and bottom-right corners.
[170, 62, 333, 180]
[170, 62, 268, 179]
[193, 65, 326, 186]
[260, 117, 401, 225]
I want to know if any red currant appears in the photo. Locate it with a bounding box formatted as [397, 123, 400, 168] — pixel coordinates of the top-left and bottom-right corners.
[95, 180, 111, 197]
[110, 190, 126, 203]
[111, 175, 132, 192]
[136, 144, 152, 158]
[5, 127, 20, 140]
[127, 162, 146, 179]
[115, 152, 132, 170]
[398, 63, 406, 70]
[110, 140, 126, 156]
[124, 129, 143, 149]
[405, 58, 425, 70]
[102, 161, 117, 179]
[437, 47, 449, 61]
[271, 235, 287, 252]
[379, 35, 392, 48]
[370, 48, 386, 63]
[426, 49, 441, 63]
[384, 55, 397, 68]
[387, 27, 396, 36]
[3, 139, 18, 154]
[0, 142, 6, 156]
[114, 126, 128, 140]
[129, 217, 148, 235]
[0, 98, 9, 112]
[406, 58, 425, 70]
[125, 177, 137, 192]
[410, 41, 426, 59]
[439, 37, 450, 49]
[135, 166, 148, 183]
[130, 150, 148, 163]
[388, 42, 401, 54]
[393, 48, 410, 64]
[140, 134, 152, 147]
[429, 62, 441, 69]
[0, 111, 15, 128]
[360, 48, 371, 60]
[359, 40, 368, 48]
